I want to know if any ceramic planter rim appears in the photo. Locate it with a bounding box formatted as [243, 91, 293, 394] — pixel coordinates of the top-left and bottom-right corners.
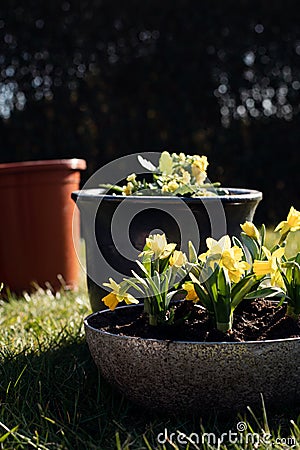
[72, 187, 263, 204]
[84, 302, 300, 346]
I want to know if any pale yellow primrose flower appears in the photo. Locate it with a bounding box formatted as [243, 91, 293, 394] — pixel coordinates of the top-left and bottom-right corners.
[127, 173, 136, 182]
[274, 206, 300, 235]
[102, 278, 138, 311]
[183, 281, 199, 302]
[191, 157, 208, 185]
[253, 247, 285, 289]
[181, 169, 191, 184]
[240, 221, 260, 240]
[169, 250, 187, 267]
[159, 151, 173, 175]
[122, 181, 134, 196]
[167, 180, 179, 192]
[142, 233, 176, 259]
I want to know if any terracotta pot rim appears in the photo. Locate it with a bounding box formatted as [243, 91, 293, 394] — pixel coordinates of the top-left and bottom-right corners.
[73, 187, 263, 204]
[84, 303, 300, 345]
[0, 159, 87, 174]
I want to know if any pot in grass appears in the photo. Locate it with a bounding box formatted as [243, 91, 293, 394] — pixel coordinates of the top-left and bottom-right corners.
[72, 152, 262, 311]
[84, 210, 300, 413]
[84, 304, 300, 414]
[0, 158, 86, 293]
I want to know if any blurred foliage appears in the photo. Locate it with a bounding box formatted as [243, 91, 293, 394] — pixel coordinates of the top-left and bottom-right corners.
[0, 0, 300, 222]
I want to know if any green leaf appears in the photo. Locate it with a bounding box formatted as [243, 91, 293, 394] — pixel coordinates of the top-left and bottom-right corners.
[232, 236, 245, 253]
[188, 241, 198, 263]
[131, 269, 148, 287]
[232, 277, 259, 309]
[244, 287, 286, 300]
[204, 267, 218, 302]
[174, 184, 194, 196]
[260, 223, 266, 247]
[0, 425, 19, 442]
[159, 255, 172, 273]
[98, 183, 123, 193]
[135, 260, 150, 277]
[241, 233, 259, 260]
[217, 267, 231, 299]
[194, 283, 213, 312]
[153, 271, 161, 291]
[124, 278, 145, 294]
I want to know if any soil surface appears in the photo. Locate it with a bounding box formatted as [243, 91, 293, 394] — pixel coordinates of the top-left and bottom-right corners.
[88, 299, 300, 342]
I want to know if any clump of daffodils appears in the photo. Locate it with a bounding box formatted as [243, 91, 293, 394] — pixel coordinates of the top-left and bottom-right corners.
[187, 236, 260, 332]
[242, 206, 300, 321]
[102, 233, 189, 326]
[101, 206, 300, 332]
[101, 151, 225, 197]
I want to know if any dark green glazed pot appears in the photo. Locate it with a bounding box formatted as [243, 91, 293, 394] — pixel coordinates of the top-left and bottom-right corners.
[72, 188, 262, 312]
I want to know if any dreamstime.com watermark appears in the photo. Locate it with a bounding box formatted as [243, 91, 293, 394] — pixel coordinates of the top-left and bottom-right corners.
[156, 422, 297, 447]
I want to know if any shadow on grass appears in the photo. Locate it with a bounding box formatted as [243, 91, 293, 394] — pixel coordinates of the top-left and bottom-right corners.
[1, 336, 299, 449]
[0, 336, 136, 448]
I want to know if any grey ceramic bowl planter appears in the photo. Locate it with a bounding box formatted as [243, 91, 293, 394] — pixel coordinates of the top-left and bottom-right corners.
[85, 304, 300, 414]
[72, 188, 262, 312]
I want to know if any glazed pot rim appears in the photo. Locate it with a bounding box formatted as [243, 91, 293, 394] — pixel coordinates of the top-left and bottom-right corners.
[72, 187, 263, 204]
[84, 303, 300, 345]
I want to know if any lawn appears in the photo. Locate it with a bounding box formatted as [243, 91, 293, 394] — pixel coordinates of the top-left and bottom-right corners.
[0, 232, 300, 449]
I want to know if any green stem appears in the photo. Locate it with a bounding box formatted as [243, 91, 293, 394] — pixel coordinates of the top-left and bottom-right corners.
[143, 298, 151, 315]
[278, 232, 289, 246]
[286, 305, 299, 321]
[216, 322, 232, 333]
[216, 312, 233, 333]
[149, 314, 158, 326]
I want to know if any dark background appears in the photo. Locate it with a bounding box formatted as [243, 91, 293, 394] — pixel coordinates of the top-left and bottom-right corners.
[1, 0, 300, 223]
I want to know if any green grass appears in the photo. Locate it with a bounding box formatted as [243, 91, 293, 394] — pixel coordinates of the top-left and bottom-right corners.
[1, 234, 300, 449]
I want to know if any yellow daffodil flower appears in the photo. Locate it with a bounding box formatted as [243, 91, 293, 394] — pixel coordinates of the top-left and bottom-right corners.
[141, 233, 176, 259]
[253, 247, 285, 289]
[102, 278, 138, 311]
[199, 235, 231, 262]
[102, 292, 119, 310]
[199, 236, 249, 283]
[169, 250, 187, 267]
[274, 206, 300, 236]
[183, 282, 199, 302]
[240, 221, 260, 241]
[221, 247, 250, 283]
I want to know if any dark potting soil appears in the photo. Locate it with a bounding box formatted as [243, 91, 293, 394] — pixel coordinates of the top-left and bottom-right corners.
[88, 299, 300, 342]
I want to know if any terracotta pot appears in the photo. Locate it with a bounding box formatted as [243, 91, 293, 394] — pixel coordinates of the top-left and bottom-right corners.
[85, 304, 300, 414]
[72, 188, 262, 311]
[0, 159, 86, 293]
